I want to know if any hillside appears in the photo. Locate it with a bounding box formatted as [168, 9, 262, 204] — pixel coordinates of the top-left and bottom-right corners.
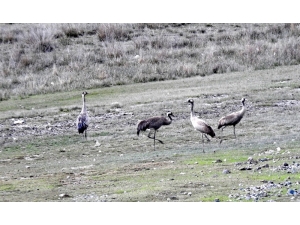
[1, 23, 299, 100]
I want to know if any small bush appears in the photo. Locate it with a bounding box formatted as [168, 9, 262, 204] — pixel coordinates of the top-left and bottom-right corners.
[38, 41, 54, 52]
[97, 24, 132, 42]
[62, 26, 84, 38]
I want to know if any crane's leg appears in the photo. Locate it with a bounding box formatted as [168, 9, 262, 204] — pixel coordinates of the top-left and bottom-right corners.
[204, 134, 210, 142]
[147, 130, 164, 145]
[201, 134, 205, 153]
[153, 130, 156, 150]
[233, 125, 236, 138]
[85, 130, 87, 139]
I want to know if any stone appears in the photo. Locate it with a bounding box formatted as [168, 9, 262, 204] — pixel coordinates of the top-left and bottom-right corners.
[223, 169, 231, 174]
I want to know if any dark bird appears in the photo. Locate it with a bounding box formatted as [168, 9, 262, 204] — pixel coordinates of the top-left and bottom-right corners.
[137, 111, 175, 150]
[218, 97, 246, 138]
[187, 99, 215, 152]
[76, 91, 90, 138]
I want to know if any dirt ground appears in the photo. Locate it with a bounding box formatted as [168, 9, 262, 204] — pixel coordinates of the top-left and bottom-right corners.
[1, 65, 300, 202]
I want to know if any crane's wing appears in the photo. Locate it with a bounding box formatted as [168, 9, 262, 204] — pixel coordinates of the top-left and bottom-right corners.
[218, 111, 241, 127]
[192, 118, 215, 137]
[77, 113, 89, 133]
[137, 120, 150, 135]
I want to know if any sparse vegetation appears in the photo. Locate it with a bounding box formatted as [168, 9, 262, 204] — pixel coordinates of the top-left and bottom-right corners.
[1, 23, 300, 100]
[0, 63, 300, 202]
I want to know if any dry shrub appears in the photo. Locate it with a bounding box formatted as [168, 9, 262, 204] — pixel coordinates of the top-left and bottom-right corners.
[62, 26, 84, 38]
[19, 25, 57, 53]
[97, 24, 132, 42]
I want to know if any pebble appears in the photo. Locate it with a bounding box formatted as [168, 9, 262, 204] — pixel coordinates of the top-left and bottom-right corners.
[223, 169, 231, 174]
[59, 193, 71, 198]
[13, 119, 25, 125]
[169, 196, 178, 200]
[94, 140, 101, 147]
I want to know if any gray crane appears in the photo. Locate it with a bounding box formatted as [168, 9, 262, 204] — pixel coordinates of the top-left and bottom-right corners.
[218, 98, 246, 138]
[76, 91, 90, 138]
[137, 111, 175, 150]
[187, 99, 215, 152]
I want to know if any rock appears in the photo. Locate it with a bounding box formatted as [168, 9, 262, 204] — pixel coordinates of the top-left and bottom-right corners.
[169, 196, 178, 200]
[247, 157, 258, 164]
[13, 119, 25, 125]
[94, 140, 101, 147]
[59, 193, 71, 198]
[240, 167, 252, 171]
[223, 169, 231, 174]
[284, 181, 292, 186]
[259, 158, 268, 162]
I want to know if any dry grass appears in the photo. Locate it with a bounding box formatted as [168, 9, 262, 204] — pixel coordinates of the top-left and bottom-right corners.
[1, 23, 300, 101]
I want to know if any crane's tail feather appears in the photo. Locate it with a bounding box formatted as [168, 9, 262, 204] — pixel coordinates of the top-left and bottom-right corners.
[78, 123, 88, 134]
[77, 116, 88, 134]
[137, 120, 150, 136]
[208, 125, 215, 138]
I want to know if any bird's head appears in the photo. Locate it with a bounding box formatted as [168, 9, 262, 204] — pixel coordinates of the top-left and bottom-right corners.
[82, 91, 88, 96]
[167, 111, 175, 118]
[241, 98, 246, 104]
[187, 99, 194, 105]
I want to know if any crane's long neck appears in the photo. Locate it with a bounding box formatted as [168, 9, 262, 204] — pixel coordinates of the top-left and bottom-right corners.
[81, 94, 86, 113]
[240, 101, 246, 116]
[166, 114, 173, 124]
[190, 102, 195, 118]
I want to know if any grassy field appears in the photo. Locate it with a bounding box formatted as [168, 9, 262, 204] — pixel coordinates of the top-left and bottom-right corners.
[1, 23, 300, 101]
[1, 63, 300, 202]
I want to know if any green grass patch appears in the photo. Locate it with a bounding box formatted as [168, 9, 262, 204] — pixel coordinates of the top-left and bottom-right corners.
[184, 150, 249, 165]
[95, 132, 112, 137]
[250, 172, 300, 183]
[0, 183, 15, 191]
[201, 195, 231, 202]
